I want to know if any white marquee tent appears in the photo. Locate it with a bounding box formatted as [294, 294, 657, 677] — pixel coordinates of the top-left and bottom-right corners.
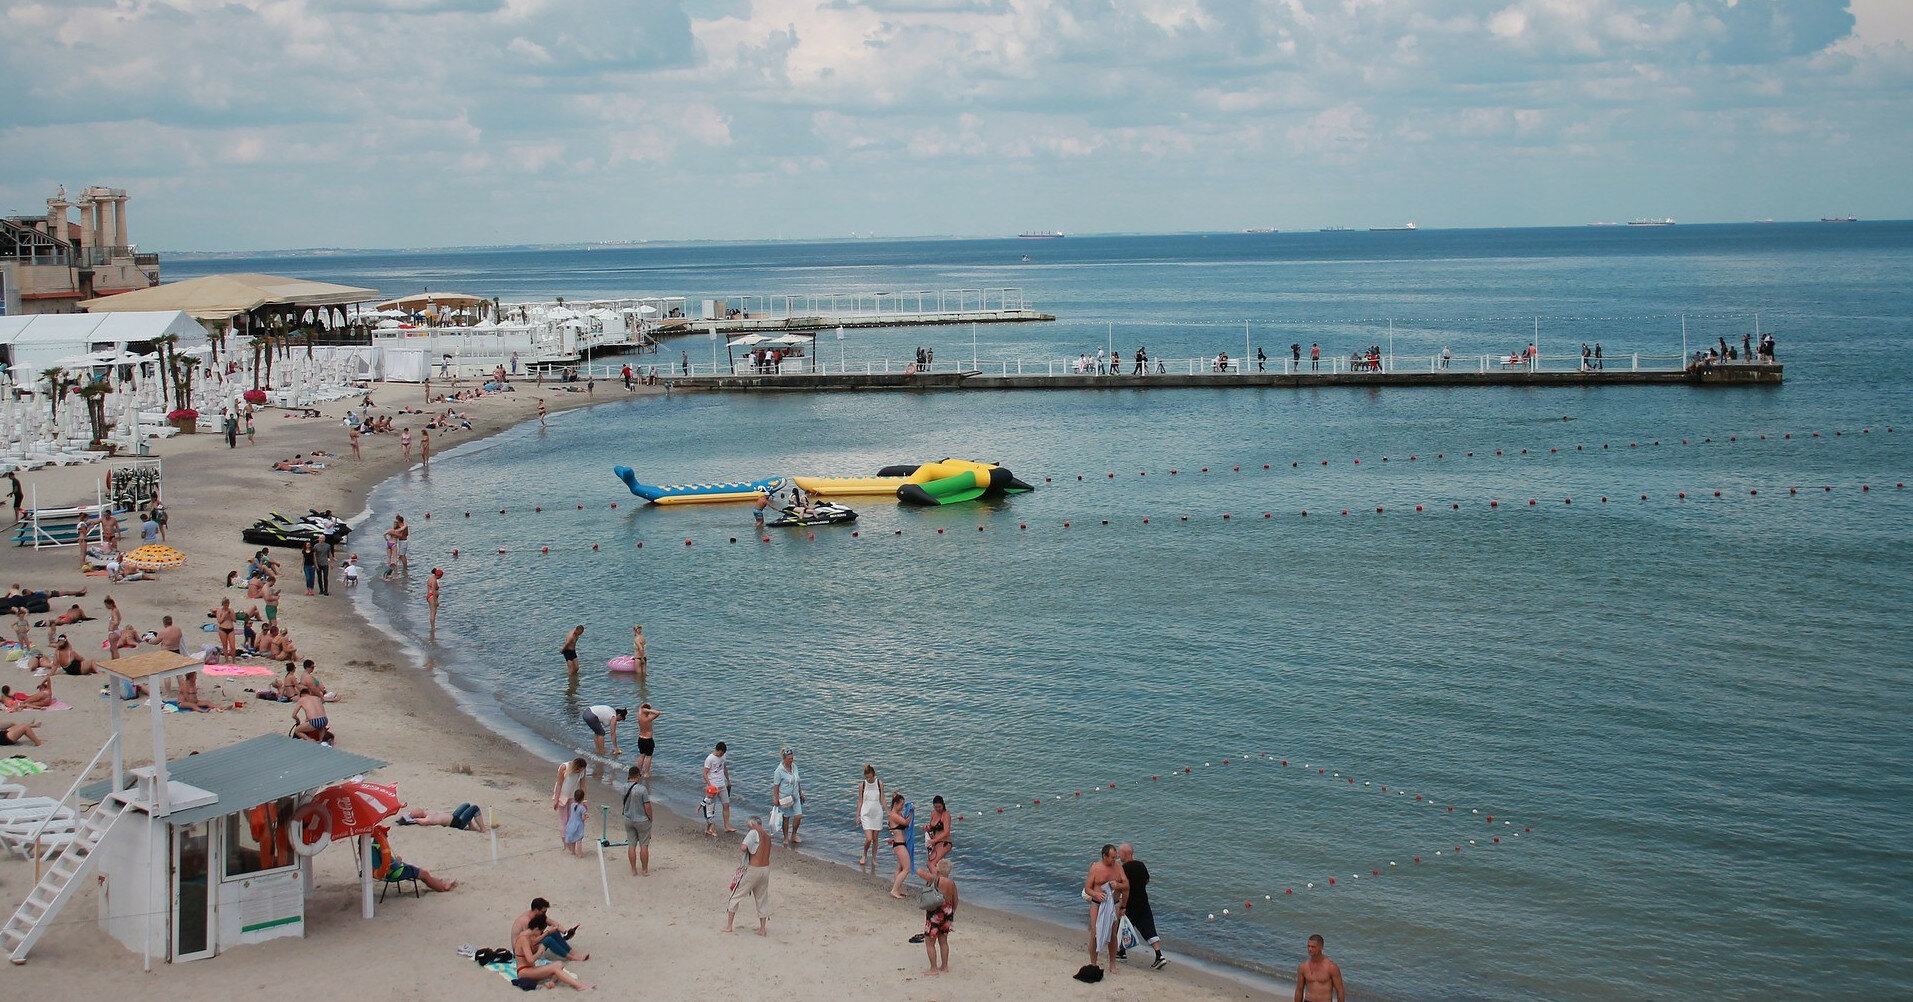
[0, 311, 209, 382]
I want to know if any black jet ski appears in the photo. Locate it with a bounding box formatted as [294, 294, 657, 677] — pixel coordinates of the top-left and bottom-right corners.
[242, 509, 352, 548]
[766, 501, 859, 527]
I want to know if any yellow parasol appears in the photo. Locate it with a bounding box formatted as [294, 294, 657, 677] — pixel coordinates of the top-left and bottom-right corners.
[122, 544, 187, 571]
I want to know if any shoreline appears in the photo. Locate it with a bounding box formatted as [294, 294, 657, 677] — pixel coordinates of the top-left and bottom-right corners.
[8, 378, 1285, 1001]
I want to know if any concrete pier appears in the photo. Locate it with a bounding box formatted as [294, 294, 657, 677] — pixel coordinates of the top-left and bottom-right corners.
[671, 361, 1782, 392]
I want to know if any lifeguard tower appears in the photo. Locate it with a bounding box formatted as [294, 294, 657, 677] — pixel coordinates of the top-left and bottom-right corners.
[0, 650, 385, 965]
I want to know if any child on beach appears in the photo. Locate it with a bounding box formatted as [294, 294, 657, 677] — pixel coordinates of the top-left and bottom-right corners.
[564, 788, 588, 856]
[343, 555, 361, 587]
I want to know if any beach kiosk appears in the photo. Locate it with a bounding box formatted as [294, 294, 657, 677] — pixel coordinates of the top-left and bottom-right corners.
[0, 651, 385, 966]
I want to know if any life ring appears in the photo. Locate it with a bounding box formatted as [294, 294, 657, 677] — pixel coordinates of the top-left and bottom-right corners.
[291, 800, 333, 857]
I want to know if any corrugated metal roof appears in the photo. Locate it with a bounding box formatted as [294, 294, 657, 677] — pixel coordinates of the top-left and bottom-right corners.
[81, 734, 386, 826]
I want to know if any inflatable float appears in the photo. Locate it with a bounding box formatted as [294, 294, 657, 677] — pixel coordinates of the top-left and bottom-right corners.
[793, 459, 1001, 496]
[613, 459, 1030, 508]
[614, 466, 787, 505]
[766, 501, 859, 527]
[607, 655, 639, 673]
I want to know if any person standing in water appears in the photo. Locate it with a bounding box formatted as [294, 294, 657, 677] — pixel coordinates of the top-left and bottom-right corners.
[560, 624, 584, 676]
[630, 625, 648, 679]
[426, 568, 442, 632]
[634, 703, 660, 777]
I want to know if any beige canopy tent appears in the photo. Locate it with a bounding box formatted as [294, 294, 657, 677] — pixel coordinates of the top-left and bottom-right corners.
[374, 292, 488, 312]
[79, 273, 379, 322]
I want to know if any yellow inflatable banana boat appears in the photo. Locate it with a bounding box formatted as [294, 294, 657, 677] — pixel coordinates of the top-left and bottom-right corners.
[793, 459, 1000, 496]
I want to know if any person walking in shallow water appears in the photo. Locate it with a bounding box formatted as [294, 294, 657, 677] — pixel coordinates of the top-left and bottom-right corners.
[560, 624, 584, 676]
[426, 568, 442, 632]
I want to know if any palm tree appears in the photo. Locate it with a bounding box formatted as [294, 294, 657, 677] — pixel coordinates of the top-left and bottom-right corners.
[152, 332, 179, 405]
[73, 380, 112, 445]
[167, 353, 196, 411]
[39, 367, 67, 421]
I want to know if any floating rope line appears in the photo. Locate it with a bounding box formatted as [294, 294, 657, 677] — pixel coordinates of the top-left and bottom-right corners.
[401, 424, 1901, 530]
[412, 478, 1906, 563]
[936, 751, 1534, 921]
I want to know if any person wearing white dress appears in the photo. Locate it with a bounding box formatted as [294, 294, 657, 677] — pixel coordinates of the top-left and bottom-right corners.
[856, 764, 884, 866]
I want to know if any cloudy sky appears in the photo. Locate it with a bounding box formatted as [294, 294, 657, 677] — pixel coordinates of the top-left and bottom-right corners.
[2, 0, 1908, 250]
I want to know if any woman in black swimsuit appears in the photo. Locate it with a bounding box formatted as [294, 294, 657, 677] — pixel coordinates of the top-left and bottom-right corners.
[887, 792, 911, 899]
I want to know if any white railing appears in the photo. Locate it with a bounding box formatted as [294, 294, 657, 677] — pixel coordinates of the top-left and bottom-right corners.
[22, 733, 117, 876]
[703, 288, 1030, 322]
[657, 352, 1708, 379]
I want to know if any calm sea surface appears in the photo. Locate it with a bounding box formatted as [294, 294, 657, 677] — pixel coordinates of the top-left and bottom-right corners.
[176, 227, 1913, 1000]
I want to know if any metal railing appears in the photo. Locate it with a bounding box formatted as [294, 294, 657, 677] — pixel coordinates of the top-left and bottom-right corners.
[704, 288, 1030, 322]
[21, 733, 117, 877]
[653, 352, 1713, 379]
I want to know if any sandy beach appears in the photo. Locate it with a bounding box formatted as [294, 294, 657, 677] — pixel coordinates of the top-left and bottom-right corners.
[3, 376, 1280, 1000]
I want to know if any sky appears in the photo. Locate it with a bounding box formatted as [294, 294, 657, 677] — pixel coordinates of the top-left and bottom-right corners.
[2, 0, 1909, 250]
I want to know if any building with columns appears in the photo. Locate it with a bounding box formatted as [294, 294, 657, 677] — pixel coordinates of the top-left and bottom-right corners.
[1, 185, 162, 317]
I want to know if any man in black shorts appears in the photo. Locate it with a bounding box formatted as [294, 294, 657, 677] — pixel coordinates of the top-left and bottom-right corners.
[1117, 843, 1167, 969]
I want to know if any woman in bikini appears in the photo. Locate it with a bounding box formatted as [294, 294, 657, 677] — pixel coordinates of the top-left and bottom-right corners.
[888, 792, 912, 898]
[925, 795, 954, 868]
[512, 916, 591, 991]
[213, 598, 237, 659]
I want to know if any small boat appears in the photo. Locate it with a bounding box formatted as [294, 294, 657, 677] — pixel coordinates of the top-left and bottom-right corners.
[613, 466, 786, 505]
[766, 502, 859, 527]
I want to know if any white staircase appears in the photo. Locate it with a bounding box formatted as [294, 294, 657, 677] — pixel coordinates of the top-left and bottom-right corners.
[1, 795, 129, 964]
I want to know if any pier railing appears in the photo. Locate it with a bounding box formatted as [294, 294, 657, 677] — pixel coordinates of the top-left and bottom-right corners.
[629, 351, 1715, 379]
[706, 288, 1030, 322]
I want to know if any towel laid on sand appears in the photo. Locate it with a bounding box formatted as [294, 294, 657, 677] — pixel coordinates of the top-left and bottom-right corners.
[203, 663, 276, 677]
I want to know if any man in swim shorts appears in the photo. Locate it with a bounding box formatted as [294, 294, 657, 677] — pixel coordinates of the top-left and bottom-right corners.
[753, 492, 770, 529]
[293, 686, 330, 742]
[560, 624, 584, 676]
[620, 764, 653, 875]
[395, 804, 488, 832]
[581, 704, 626, 756]
[635, 703, 660, 777]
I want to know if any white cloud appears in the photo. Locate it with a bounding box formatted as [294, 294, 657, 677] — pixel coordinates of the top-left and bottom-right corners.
[0, 0, 1902, 248]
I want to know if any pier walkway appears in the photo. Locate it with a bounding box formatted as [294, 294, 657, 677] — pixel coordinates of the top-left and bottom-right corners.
[662, 354, 1781, 391]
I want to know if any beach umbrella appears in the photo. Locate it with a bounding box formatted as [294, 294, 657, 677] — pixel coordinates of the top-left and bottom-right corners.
[299, 781, 403, 842]
[122, 544, 186, 571]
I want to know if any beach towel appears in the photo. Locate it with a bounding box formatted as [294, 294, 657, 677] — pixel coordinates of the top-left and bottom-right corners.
[0, 759, 48, 777]
[203, 663, 276, 677]
[42, 700, 73, 712]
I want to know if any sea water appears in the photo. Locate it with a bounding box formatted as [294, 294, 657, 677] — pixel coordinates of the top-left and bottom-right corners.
[179, 227, 1913, 1000]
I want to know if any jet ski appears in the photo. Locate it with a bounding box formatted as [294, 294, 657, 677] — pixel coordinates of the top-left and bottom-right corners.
[765, 501, 859, 527]
[242, 509, 352, 548]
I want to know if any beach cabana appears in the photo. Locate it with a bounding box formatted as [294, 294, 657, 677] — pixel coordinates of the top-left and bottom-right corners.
[0, 648, 386, 966]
